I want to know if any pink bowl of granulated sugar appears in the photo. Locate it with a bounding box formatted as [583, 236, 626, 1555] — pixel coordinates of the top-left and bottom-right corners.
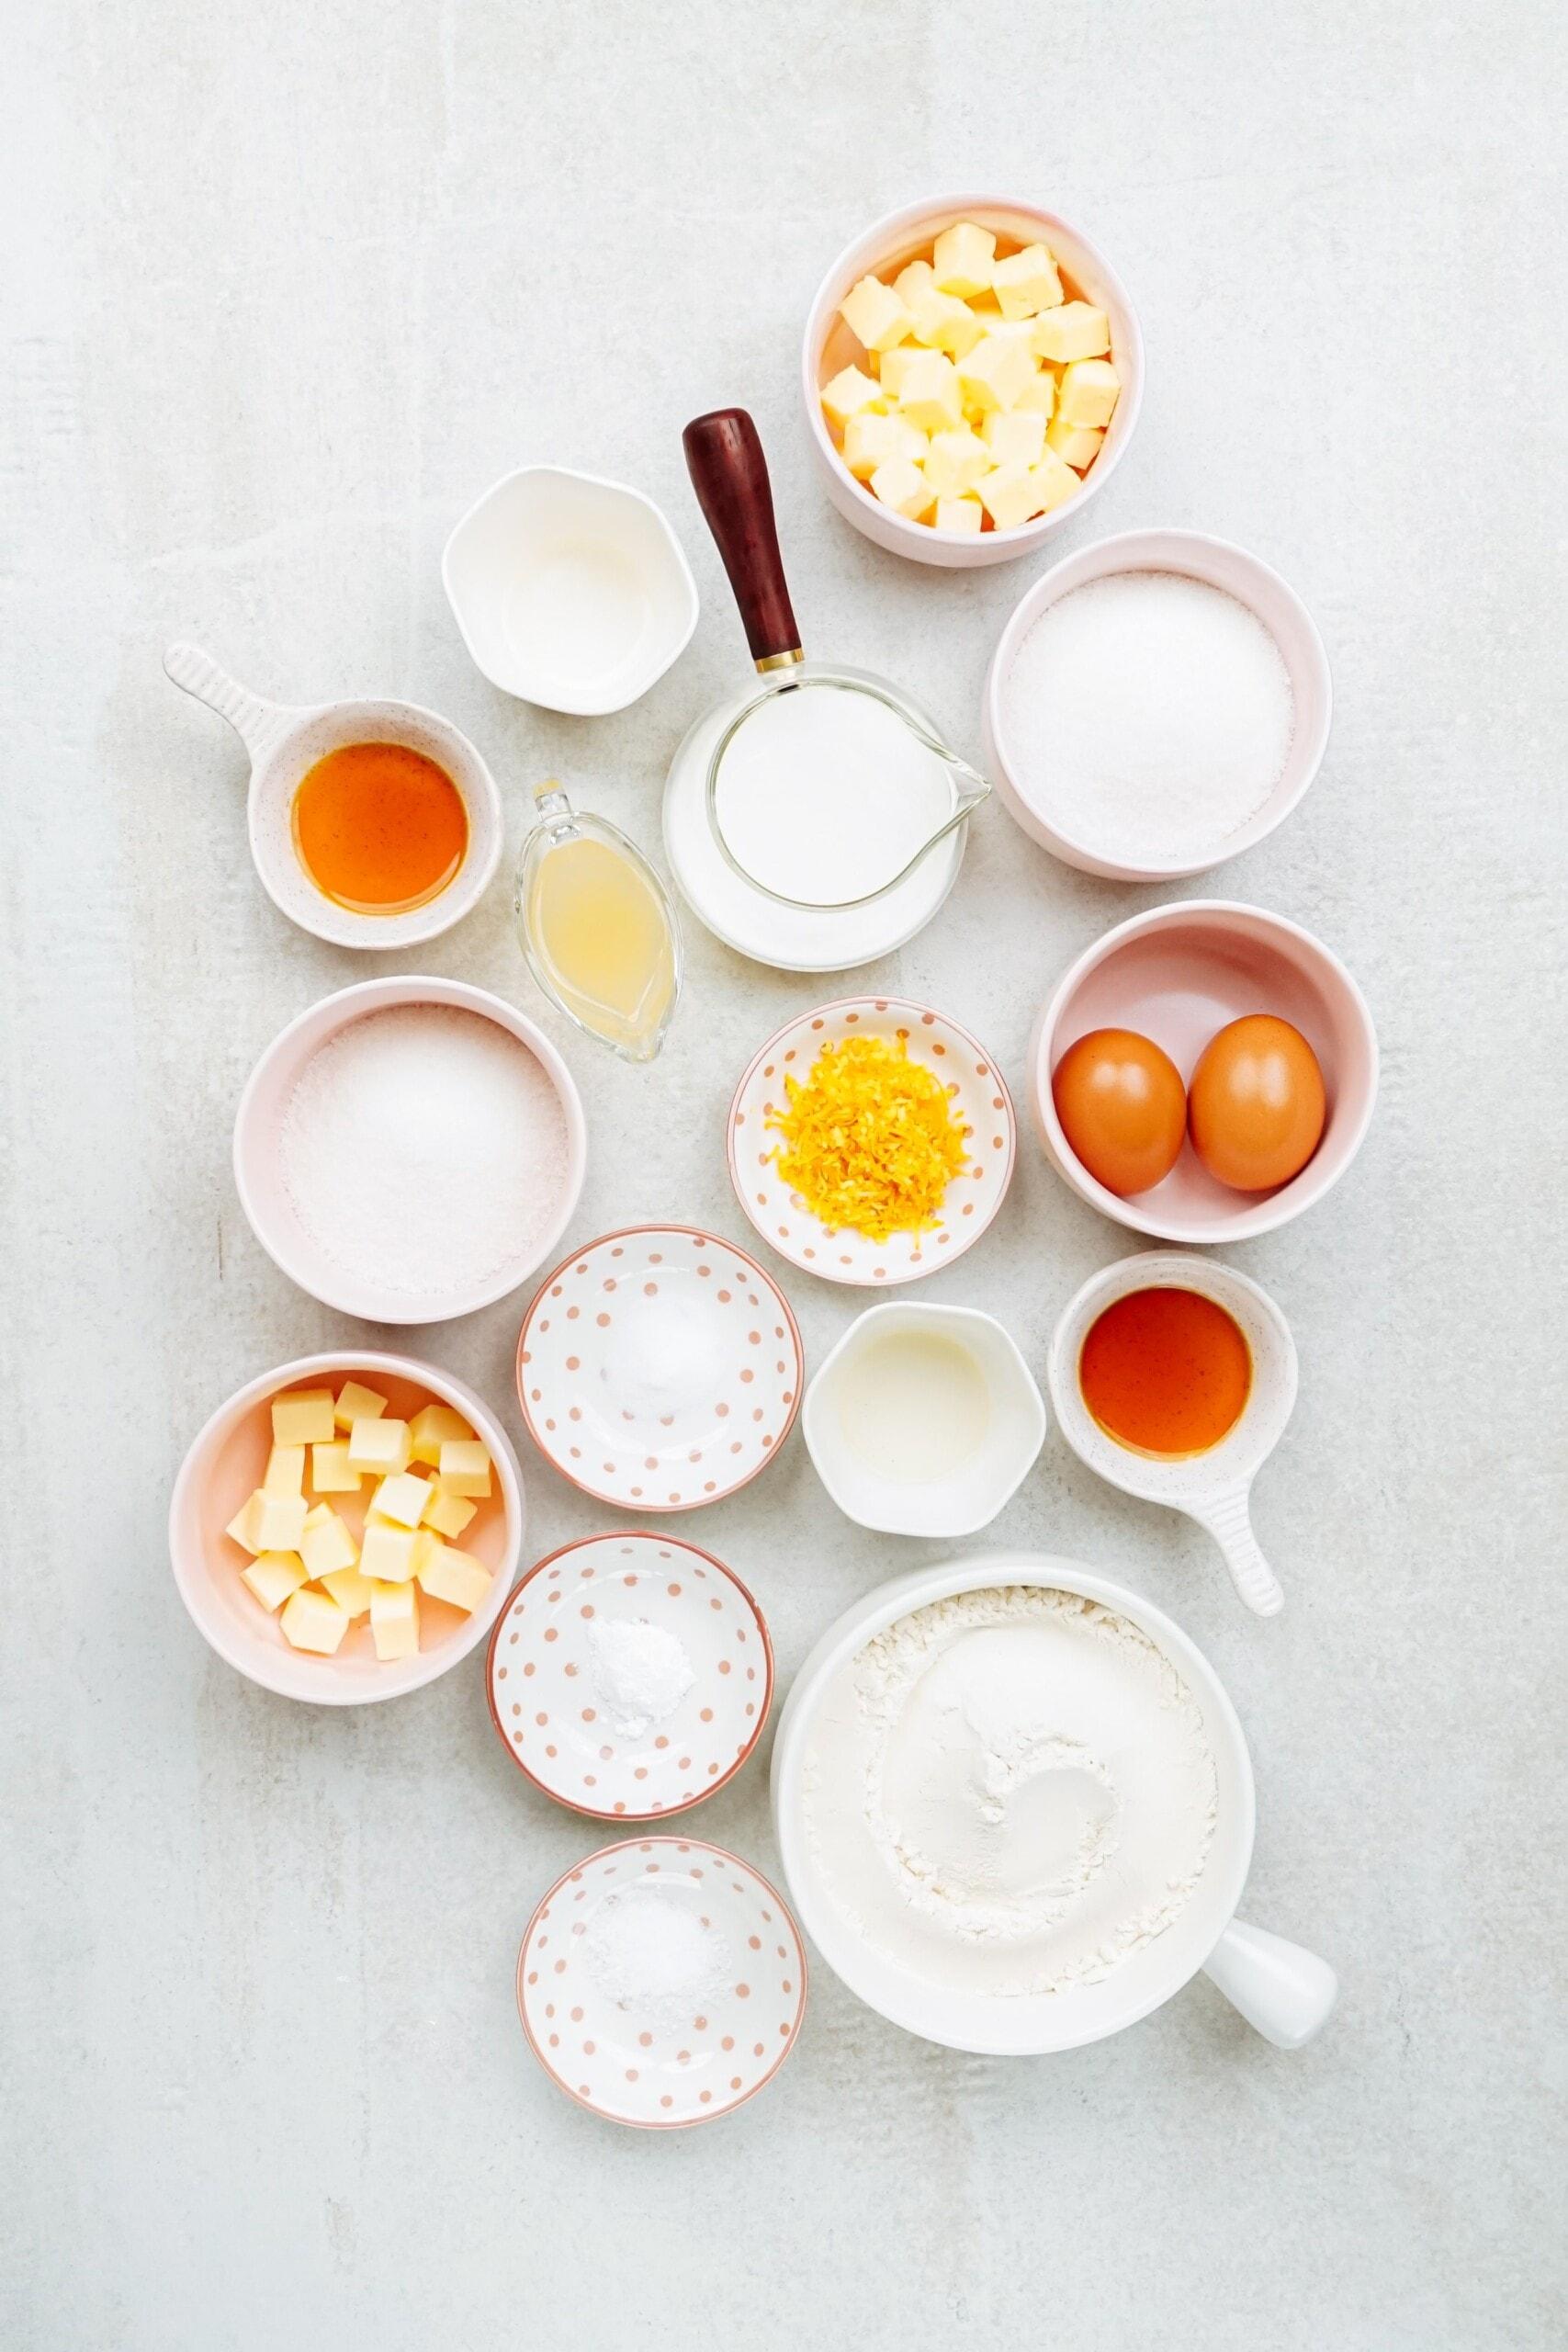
[233, 977, 587, 1323]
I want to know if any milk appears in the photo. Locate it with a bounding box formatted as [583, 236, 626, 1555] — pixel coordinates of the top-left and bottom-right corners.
[836, 1328, 991, 1486]
[506, 536, 652, 698]
[713, 682, 956, 906]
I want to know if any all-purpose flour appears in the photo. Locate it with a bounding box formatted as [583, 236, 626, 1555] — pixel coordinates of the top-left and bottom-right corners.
[803, 1587, 1217, 1997]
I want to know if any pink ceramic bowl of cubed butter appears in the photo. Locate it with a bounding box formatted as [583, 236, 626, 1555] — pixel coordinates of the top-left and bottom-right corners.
[803, 192, 1144, 569]
[169, 1351, 525, 1704]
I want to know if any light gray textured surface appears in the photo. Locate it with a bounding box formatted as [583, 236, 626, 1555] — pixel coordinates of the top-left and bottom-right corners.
[5, 4, 1565, 2346]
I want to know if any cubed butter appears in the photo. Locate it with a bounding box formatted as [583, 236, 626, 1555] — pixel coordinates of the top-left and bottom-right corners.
[1028, 446, 1083, 512]
[321, 1566, 377, 1619]
[874, 346, 922, 401]
[264, 1444, 305, 1498]
[242, 1551, 307, 1611]
[224, 1493, 265, 1555]
[868, 456, 935, 520]
[359, 1519, 417, 1583]
[957, 332, 1036, 415]
[1032, 301, 1111, 363]
[1055, 356, 1121, 428]
[892, 257, 936, 306]
[934, 495, 984, 536]
[893, 349, 963, 434]
[923, 425, 991, 498]
[983, 409, 1047, 468]
[1046, 415, 1105, 469]
[422, 1484, 478, 1539]
[407, 1527, 446, 1582]
[370, 1578, 420, 1662]
[416, 1544, 492, 1614]
[299, 1502, 358, 1581]
[840, 272, 912, 353]
[820, 364, 886, 427]
[280, 1586, 351, 1656]
[976, 460, 1048, 532]
[371, 1471, 431, 1529]
[407, 1403, 473, 1468]
[436, 1441, 492, 1499]
[990, 242, 1064, 321]
[252, 1490, 309, 1554]
[931, 220, 996, 299]
[310, 1441, 361, 1494]
[270, 1388, 335, 1447]
[1015, 369, 1057, 420]
[905, 280, 985, 358]
[841, 411, 922, 481]
[346, 1417, 411, 1476]
[333, 1380, 389, 1432]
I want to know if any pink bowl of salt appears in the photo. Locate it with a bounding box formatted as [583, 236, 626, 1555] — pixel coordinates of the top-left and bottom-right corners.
[232, 976, 587, 1324]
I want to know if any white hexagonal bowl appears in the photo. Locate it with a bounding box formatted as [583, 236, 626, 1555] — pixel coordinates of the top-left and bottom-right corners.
[803, 1301, 1046, 1538]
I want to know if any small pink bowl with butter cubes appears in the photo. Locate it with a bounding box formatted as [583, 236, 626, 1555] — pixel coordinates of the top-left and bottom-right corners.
[805, 193, 1143, 568]
[169, 1351, 525, 1703]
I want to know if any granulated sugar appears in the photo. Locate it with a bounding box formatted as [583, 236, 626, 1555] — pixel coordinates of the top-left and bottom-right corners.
[1001, 570, 1295, 865]
[277, 1004, 570, 1299]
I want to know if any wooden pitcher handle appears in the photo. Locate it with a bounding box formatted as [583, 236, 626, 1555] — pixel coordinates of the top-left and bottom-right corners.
[682, 409, 803, 668]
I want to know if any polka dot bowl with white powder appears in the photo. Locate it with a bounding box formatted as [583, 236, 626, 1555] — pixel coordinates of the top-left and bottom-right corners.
[516, 1838, 807, 2129]
[486, 1532, 773, 1820]
[232, 976, 587, 1323]
[983, 528, 1332, 881]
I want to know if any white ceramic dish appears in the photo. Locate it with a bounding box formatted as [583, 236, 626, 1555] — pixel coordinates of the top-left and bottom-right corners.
[1047, 1254, 1297, 1615]
[168, 1350, 525, 1705]
[443, 465, 697, 714]
[803, 192, 1144, 570]
[517, 1838, 807, 2130]
[982, 530, 1333, 879]
[515, 1225, 804, 1511]
[662, 678, 966, 972]
[727, 996, 1016, 1283]
[804, 1303, 1045, 1539]
[485, 1532, 773, 1819]
[1031, 900, 1379, 1244]
[773, 1553, 1337, 2054]
[164, 642, 503, 948]
[233, 975, 587, 1323]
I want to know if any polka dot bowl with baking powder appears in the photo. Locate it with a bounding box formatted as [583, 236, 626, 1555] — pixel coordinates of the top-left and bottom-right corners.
[727, 997, 1017, 1286]
[485, 1533, 774, 1819]
[516, 1838, 807, 2130]
[515, 1225, 804, 1510]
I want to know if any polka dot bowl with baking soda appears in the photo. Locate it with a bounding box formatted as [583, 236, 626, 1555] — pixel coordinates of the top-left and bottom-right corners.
[485, 1533, 774, 1820]
[514, 1225, 804, 1510]
[727, 996, 1017, 1286]
[516, 1838, 807, 2129]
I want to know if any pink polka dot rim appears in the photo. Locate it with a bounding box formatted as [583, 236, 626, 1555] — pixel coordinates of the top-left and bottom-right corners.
[484, 1532, 774, 1821]
[516, 1838, 807, 2130]
[727, 997, 1018, 1287]
[515, 1225, 804, 1510]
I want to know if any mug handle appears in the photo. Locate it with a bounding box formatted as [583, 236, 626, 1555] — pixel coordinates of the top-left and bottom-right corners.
[164, 641, 294, 764]
[682, 410, 803, 669]
[1201, 1918, 1338, 2049]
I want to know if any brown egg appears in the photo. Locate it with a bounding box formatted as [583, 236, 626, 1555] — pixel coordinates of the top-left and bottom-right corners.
[1188, 1015, 1326, 1192]
[1052, 1027, 1188, 1197]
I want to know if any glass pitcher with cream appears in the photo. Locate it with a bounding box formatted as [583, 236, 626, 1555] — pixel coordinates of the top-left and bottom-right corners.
[682, 410, 989, 911]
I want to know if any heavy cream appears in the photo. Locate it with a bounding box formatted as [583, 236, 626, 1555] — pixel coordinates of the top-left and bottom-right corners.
[802, 1586, 1217, 1997]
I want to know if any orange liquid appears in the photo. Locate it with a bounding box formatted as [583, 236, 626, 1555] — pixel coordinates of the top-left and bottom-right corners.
[291, 742, 467, 914]
[1079, 1287, 1251, 1460]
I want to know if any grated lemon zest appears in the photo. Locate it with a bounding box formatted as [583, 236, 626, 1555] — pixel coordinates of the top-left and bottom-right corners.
[766, 1033, 969, 1242]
